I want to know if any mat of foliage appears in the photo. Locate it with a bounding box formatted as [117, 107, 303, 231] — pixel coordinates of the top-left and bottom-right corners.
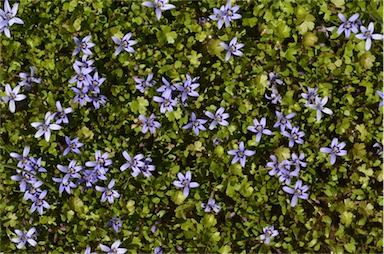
[1, 0, 383, 253]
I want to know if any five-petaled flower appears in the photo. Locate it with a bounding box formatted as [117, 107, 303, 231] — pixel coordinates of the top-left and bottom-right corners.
[320, 137, 347, 165]
[157, 76, 176, 99]
[99, 239, 127, 254]
[301, 87, 318, 106]
[70, 64, 93, 88]
[11, 227, 37, 249]
[222, 0, 242, 28]
[120, 151, 145, 176]
[228, 141, 255, 168]
[308, 96, 333, 122]
[282, 180, 309, 207]
[209, 6, 225, 29]
[112, 32, 137, 56]
[57, 160, 82, 179]
[1, 84, 26, 113]
[108, 217, 122, 233]
[337, 13, 359, 38]
[247, 117, 272, 142]
[260, 225, 278, 244]
[355, 22, 384, 51]
[135, 73, 156, 93]
[201, 198, 221, 213]
[19, 66, 41, 89]
[265, 87, 282, 104]
[31, 112, 62, 142]
[54, 101, 72, 124]
[95, 179, 120, 204]
[63, 136, 84, 156]
[267, 72, 284, 87]
[220, 37, 244, 61]
[73, 35, 96, 56]
[173, 170, 200, 198]
[52, 174, 77, 194]
[205, 107, 230, 130]
[291, 153, 307, 170]
[274, 111, 295, 131]
[30, 189, 50, 215]
[175, 75, 200, 103]
[281, 126, 305, 147]
[153, 95, 178, 113]
[0, 0, 24, 38]
[10, 145, 31, 168]
[142, 0, 176, 20]
[139, 114, 161, 134]
[182, 112, 208, 136]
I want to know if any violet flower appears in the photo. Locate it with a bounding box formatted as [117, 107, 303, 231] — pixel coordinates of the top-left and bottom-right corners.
[135, 73, 156, 93]
[273, 111, 295, 131]
[182, 112, 207, 136]
[247, 117, 272, 142]
[139, 114, 161, 134]
[173, 170, 200, 198]
[73, 35, 96, 56]
[282, 180, 309, 207]
[337, 13, 359, 38]
[320, 137, 347, 165]
[260, 225, 278, 244]
[1, 84, 26, 113]
[205, 107, 229, 130]
[112, 32, 137, 56]
[281, 126, 305, 147]
[142, 0, 176, 20]
[95, 179, 120, 204]
[19, 66, 41, 89]
[228, 141, 255, 168]
[220, 37, 244, 61]
[356, 22, 384, 51]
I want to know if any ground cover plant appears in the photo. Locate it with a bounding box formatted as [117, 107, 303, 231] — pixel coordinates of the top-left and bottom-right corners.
[0, 0, 383, 253]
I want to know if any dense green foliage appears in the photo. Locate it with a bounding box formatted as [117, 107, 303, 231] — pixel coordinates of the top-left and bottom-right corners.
[1, 0, 383, 253]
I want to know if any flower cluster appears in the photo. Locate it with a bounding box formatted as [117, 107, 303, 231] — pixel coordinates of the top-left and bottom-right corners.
[70, 35, 108, 109]
[337, 13, 383, 50]
[120, 152, 156, 178]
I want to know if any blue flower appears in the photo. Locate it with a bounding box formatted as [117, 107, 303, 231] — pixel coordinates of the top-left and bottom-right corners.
[0, 0, 24, 38]
[25, 157, 47, 174]
[86, 71, 106, 94]
[209, 6, 225, 29]
[134, 73, 156, 93]
[205, 107, 230, 130]
[108, 217, 122, 233]
[120, 151, 145, 176]
[266, 155, 279, 176]
[154, 246, 163, 254]
[337, 13, 359, 38]
[182, 112, 208, 136]
[291, 153, 307, 170]
[71, 87, 92, 106]
[153, 95, 178, 113]
[301, 87, 318, 106]
[260, 225, 278, 244]
[228, 141, 255, 168]
[30, 112, 62, 142]
[222, 0, 242, 28]
[57, 160, 82, 179]
[267, 72, 284, 87]
[54, 101, 72, 124]
[142, 0, 176, 20]
[73, 35, 96, 56]
[139, 114, 161, 134]
[281, 126, 305, 147]
[99, 240, 127, 254]
[377, 90, 384, 107]
[112, 32, 137, 56]
[30, 190, 50, 215]
[74, 55, 95, 70]
[70, 64, 93, 88]
[273, 111, 295, 131]
[247, 117, 272, 142]
[1, 84, 26, 113]
[282, 180, 309, 207]
[52, 174, 77, 194]
[320, 137, 347, 165]
[175, 75, 200, 103]
[220, 37, 244, 61]
[173, 170, 200, 198]
[95, 179, 120, 204]
[355, 22, 383, 51]
[308, 96, 333, 122]
[64, 136, 84, 156]
[265, 87, 282, 104]
[157, 76, 176, 99]
[19, 66, 41, 89]
[85, 150, 113, 171]
[11, 227, 37, 249]
[84, 246, 97, 254]
[201, 198, 221, 213]
[91, 94, 108, 109]
[10, 145, 31, 168]
[141, 158, 156, 178]
[23, 181, 43, 201]
[277, 167, 299, 185]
